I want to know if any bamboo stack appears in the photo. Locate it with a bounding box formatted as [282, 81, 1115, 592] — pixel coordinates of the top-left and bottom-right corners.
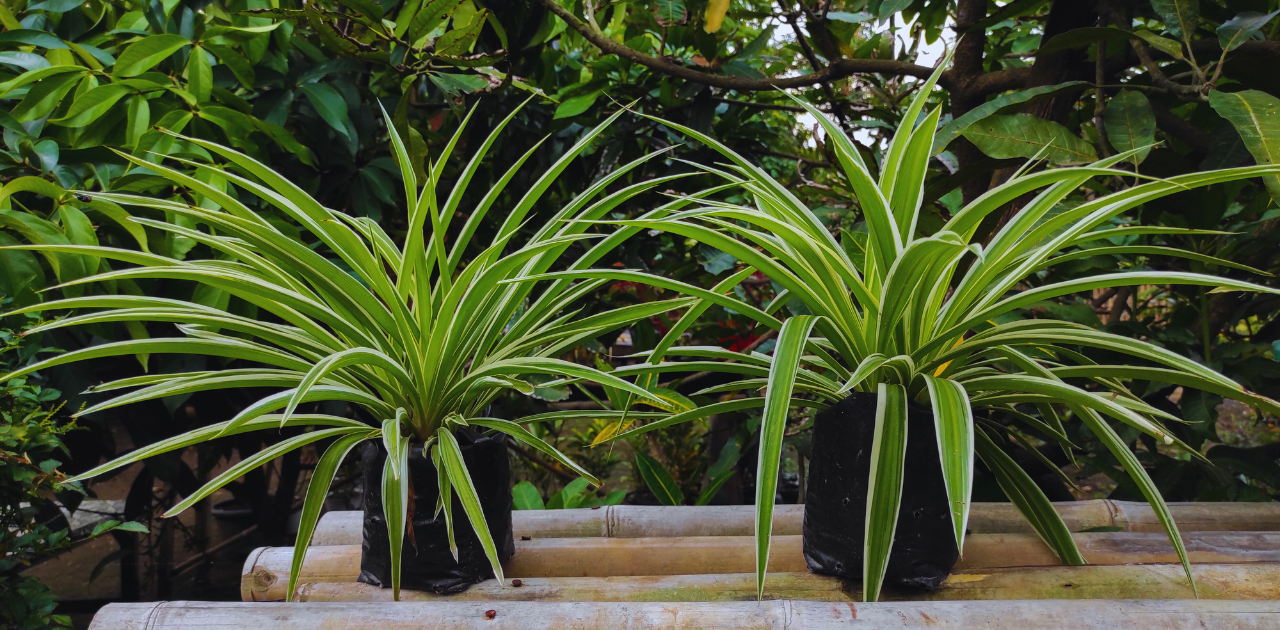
[309, 500, 1280, 544]
[88, 501, 1280, 629]
[242, 532, 1280, 602]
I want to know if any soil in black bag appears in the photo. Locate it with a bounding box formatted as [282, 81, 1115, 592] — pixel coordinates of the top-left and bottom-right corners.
[802, 391, 959, 590]
[358, 430, 515, 594]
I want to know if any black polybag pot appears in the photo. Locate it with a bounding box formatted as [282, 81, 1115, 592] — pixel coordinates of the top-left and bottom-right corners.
[357, 430, 515, 594]
[802, 391, 959, 590]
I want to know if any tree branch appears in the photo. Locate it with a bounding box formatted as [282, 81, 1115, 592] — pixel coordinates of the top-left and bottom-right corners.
[1150, 101, 1212, 154]
[536, 0, 945, 91]
[712, 97, 808, 112]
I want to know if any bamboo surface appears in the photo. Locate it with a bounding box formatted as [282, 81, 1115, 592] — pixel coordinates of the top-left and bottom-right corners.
[90, 598, 1280, 630]
[242, 532, 1280, 602]
[282, 564, 1280, 602]
[309, 500, 1280, 545]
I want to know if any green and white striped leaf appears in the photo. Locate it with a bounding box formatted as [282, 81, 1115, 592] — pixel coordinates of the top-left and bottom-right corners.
[923, 375, 974, 554]
[863, 383, 909, 602]
[754, 315, 819, 599]
[289, 430, 374, 601]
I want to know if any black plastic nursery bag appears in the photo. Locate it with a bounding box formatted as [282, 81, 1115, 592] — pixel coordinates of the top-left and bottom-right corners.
[358, 430, 515, 594]
[802, 391, 960, 590]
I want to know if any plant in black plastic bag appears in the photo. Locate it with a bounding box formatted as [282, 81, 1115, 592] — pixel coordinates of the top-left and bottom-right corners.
[3, 101, 687, 600]
[581, 52, 1280, 601]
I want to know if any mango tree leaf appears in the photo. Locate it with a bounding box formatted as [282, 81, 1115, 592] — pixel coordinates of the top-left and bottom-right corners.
[1209, 89, 1280, 201]
[1104, 90, 1156, 165]
[187, 46, 213, 102]
[0, 65, 86, 97]
[12, 72, 81, 122]
[1218, 11, 1279, 53]
[403, 0, 464, 42]
[0, 52, 50, 72]
[113, 34, 191, 77]
[654, 0, 687, 27]
[1037, 27, 1139, 55]
[1151, 0, 1198, 41]
[125, 95, 150, 149]
[205, 45, 255, 89]
[0, 30, 67, 49]
[71, 43, 115, 67]
[0, 232, 43, 302]
[434, 51, 505, 68]
[878, 0, 912, 20]
[825, 11, 873, 23]
[298, 83, 352, 139]
[51, 84, 133, 127]
[553, 90, 602, 120]
[334, 0, 384, 20]
[511, 480, 545, 509]
[933, 82, 1090, 155]
[33, 139, 57, 173]
[28, 0, 88, 11]
[434, 9, 486, 56]
[1133, 30, 1184, 59]
[635, 451, 683, 505]
[962, 113, 1098, 164]
[427, 73, 489, 98]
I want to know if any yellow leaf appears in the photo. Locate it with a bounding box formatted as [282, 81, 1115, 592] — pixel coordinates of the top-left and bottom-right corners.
[591, 418, 634, 445]
[704, 0, 730, 33]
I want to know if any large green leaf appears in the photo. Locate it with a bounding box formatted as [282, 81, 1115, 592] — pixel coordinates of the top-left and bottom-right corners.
[511, 480, 545, 510]
[298, 83, 353, 141]
[1209, 90, 1280, 201]
[0, 232, 43, 303]
[634, 451, 683, 506]
[50, 84, 133, 127]
[1218, 11, 1279, 52]
[1037, 27, 1140, 55]
[187, 46, 212, 102]
[1150, 0, 1199, 41]
[1104, 90, 1156, 166]
[113, 34, 191, 77]
[11, 71, 81, 122]
[962, 114, 1098, 164]
[654, 0, 687, 26]
[932, 82, 1089, 155]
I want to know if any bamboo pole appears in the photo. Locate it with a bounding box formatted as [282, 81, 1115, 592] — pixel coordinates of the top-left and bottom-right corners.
[284, 564, 1280, 602]
[309, 501, 1280, 545]
[90, 597, 1280, 630]
[243, 532, 1280, 602]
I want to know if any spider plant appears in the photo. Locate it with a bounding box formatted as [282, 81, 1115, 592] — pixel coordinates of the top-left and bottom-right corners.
[523, 61, 1280, 601]
[0, 101, 694, 600]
